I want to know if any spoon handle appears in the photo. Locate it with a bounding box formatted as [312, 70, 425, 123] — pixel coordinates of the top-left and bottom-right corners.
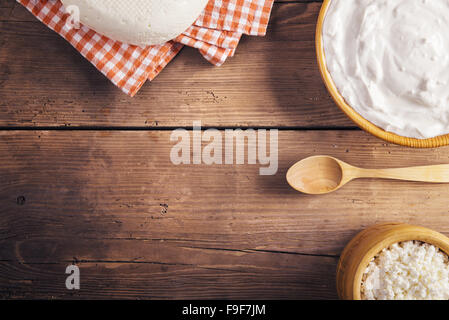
[357, 164, 449, 183]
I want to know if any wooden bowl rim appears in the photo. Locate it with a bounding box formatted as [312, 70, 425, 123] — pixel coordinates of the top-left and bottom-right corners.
[345, 223, 449, 300]
[316, 0, 449, 148]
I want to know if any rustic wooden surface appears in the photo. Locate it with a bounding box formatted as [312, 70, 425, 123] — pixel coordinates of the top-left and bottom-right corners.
[1, 0, 449, 300]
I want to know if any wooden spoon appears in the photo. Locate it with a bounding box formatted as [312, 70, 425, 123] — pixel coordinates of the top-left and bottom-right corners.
[286, 155, 449, 195]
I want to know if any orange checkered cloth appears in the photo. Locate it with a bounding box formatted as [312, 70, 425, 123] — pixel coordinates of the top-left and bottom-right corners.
[17, 0, 274, 96]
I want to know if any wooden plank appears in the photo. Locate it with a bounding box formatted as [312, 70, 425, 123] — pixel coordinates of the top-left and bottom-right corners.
[0, 1, 354, 128]
[0, 0, 15, 20]
[0, 0, 15, 8]
[1, 130, 449, 299]
[0, 257, 337, 299]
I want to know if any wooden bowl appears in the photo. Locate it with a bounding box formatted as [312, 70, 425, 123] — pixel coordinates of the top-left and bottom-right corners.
[316, 0, 449, 148]
[336, 223, 449, 300]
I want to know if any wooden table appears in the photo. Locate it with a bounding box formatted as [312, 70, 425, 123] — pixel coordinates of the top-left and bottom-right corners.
[1, 0, 449, 300]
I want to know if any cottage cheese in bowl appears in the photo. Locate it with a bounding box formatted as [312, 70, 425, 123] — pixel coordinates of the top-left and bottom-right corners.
[322, 0, 449, 139]
[361, 241, 449, 300]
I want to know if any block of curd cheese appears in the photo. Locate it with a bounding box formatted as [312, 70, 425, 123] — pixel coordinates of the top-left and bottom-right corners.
[61, 0, 210, 46]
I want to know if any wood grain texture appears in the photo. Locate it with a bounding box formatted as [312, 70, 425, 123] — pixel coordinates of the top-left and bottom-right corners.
[2, 130, 449, 299]
[2, 0, 447, 301]
[0, 0, 354, 128]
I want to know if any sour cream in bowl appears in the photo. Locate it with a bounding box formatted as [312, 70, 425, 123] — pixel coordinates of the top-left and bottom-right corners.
[317, 0, 449, 147]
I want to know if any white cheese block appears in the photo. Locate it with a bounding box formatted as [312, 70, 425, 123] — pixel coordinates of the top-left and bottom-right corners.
[61, 0, 209, 46]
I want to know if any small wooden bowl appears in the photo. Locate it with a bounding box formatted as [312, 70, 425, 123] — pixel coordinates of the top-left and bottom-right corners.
[336, 223, 449, 300]
[316, 0, 449, 148]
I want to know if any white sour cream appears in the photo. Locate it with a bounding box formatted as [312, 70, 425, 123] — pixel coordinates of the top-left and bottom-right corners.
[322, 0, 449, 139]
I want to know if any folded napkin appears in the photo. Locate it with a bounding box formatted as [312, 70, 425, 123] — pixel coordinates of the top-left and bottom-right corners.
[17, 0, 274, 96]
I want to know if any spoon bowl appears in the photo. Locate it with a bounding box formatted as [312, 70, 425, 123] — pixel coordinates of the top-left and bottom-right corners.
[287, 156, 345, 194]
